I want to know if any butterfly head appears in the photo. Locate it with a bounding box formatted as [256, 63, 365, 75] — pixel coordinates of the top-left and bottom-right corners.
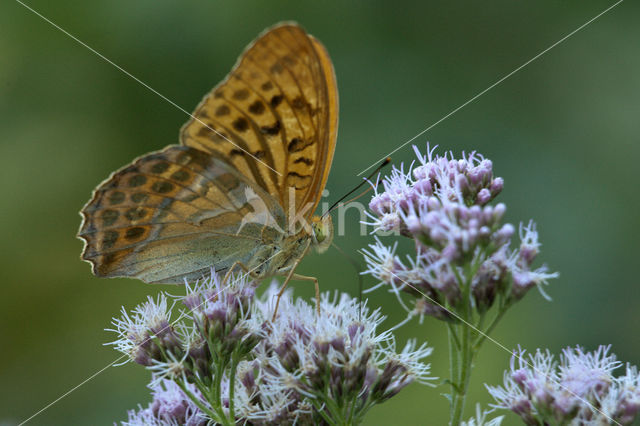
[311, 215, 333, 253]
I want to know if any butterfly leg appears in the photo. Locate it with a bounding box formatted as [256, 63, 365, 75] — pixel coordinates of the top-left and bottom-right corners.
[271, 242, 310, 320]
[292, 274, 321, 315]
[272, 273, 321, 320]
[222, 261, 261, 285]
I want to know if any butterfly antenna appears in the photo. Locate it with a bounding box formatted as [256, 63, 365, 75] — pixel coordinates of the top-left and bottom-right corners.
[322, 157, 391, 218]
[331, 242, 365, 321]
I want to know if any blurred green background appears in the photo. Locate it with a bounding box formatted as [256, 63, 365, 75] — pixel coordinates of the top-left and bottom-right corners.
[1, 1, 638, 424]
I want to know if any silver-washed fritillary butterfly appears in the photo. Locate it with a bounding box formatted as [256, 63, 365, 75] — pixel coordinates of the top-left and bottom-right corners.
[78, 23, 338, 304]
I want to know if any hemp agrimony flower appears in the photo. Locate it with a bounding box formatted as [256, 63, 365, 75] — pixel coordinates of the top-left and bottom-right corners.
[110, 272, 434, 425]
[486, 345, 640, 425]
[249, 284, 435, 424]
[363, 145, 557, 320]
[122, 380, 206, 426]
[362, 145, 558, 425]
[110, 272, 262, 425]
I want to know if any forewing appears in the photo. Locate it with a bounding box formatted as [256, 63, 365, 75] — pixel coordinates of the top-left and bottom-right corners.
[180, 22, 338, 220]
[78, 145, 285, 284]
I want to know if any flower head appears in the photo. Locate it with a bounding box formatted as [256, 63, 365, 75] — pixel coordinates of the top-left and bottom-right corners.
[486, 345, 640, 425]
[107, 294, 180, 366]
[183, 271, 263, 361]
[112, 273, 433, 425]
[108, 270, 263, 386]
[245, 283, 435, 424]
[363, 144, 557, 321]
[122, 380, 207, 426]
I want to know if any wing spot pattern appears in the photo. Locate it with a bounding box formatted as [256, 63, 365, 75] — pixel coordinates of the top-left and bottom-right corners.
[109, 191, 126, 205]
[151, 162, 170, 174]
[270, 63, 284, 74]
[215, 105, 230, 116]
[217, 173, 241, 191]
[211, 131, 228, 142]
[197, 127, 211, 137]
[270, 94, 283, 107]
[248, 100, 265, 115]
[102, 209, 119, 226]
[125, 207, 147, 222]
[260, 121, 281, 136]
[232, 117, 249, 132]
[292, 96, 306, 110]
[152, 181, 174, 194]
[232, 89, 250, 100]
[102, 230, 119, 249]
[288, 137, 314, 153]
[128, 175, 147, 187]
[131, 193, 148, 203]
[286, 172, 312, 189]
[171, 170, 190, 182]
[282, 54, 297, 66]
[125, 227, 146, 241]
[293, 157, 313, 166]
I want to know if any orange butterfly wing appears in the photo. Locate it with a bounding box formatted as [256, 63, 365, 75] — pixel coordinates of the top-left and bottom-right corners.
[78, 145, 287, 283]
[180, 23, 338, 222]
[78, 23, 338, 284]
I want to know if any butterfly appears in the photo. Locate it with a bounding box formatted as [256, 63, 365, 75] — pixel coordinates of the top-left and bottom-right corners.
[78, 22, 338, 305]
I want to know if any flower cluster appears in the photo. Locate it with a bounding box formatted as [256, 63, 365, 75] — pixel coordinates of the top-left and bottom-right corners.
[109, 272, 434, 425]
[246, 284, 435, 424]
[123, 380, 206, 426]
[108, 273, 262, 384]
[486, 345, 640, 425]
[363, 145, 557, 321]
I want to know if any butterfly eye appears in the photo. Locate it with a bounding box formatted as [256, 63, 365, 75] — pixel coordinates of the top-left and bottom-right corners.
[312, 222, 325, 243]
[311, 216, 333, 253]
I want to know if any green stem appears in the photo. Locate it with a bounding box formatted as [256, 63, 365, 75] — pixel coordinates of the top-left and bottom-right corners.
[448, 323, 460, 420]
[447, 322, 461, 351]
[450, 321, 473, 425]
[212, 359, 235, 426]
[449, 263, 479, 425]
[310, 397, 337, 425]
[345, 390, 358, 424]
[176, 380, 220, 422]
[228, 356, 238, 423]
[474, 302, 509, 350]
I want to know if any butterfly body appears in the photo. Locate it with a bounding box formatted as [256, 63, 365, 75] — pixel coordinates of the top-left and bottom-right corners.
[78, 23, 338, 286]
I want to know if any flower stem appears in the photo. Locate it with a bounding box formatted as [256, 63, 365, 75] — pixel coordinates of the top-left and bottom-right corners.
[474, 302, 509, 350]
[449, 265, 478, 425]
[177, 380, 220, 422]
[450, 321, 473, 425]
[448, 324, 460, 419]
[211, 358, 235, 426]
[228, 356, 238, 422]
